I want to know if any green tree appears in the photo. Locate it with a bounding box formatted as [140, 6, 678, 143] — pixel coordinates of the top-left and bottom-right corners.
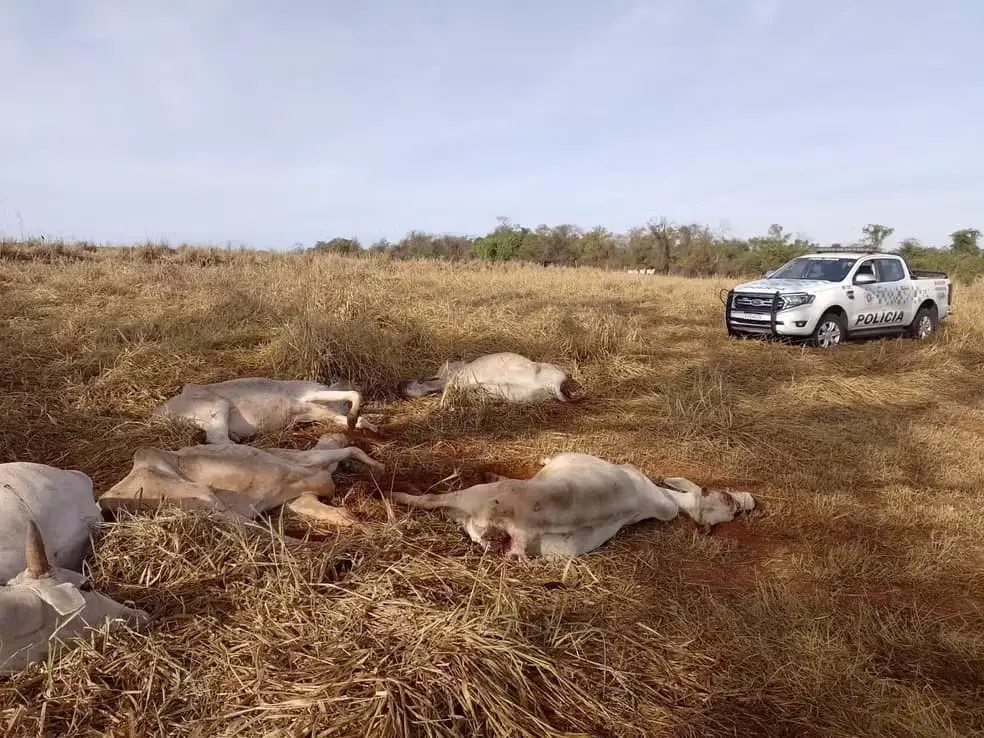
[431, 235, 474, 261]
[860, 224, 894, 250]
[473, 218, 540, 261]
[392, 231, 442, 259]
[533, 224, 581, 265]
[647, 218, 675, 274]
[744, 223, 808, 273]
[766, 223, 788, 244]
[949, 228, 981, 253]
[326, 214, 984, 282]
[576, 226, 615, 266]
[311, 237, 361, 254]
[896, 237, 922, 260]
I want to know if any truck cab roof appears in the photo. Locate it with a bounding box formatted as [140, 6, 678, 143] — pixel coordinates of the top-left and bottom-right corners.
[801, 252, 889, 260]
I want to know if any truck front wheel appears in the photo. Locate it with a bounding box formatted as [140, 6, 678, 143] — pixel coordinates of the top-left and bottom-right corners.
[809, 311, 846, 349]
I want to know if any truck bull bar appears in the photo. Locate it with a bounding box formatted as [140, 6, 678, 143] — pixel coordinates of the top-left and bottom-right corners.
[720, 288, 783, 336]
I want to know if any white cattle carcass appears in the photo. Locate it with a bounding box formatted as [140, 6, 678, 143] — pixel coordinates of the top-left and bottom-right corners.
[153, 377, 375, 445]
[98, 433, 385, 528]
[399, 352, 581, 403]
[1, 520, 149, 676]
[1, 462, 104, 581]
[387, 452, 756, 558]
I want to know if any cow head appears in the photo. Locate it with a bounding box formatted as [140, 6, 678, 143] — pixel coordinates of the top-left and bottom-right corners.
[660, 477, 757, 531]
[0, 520, 150, 676]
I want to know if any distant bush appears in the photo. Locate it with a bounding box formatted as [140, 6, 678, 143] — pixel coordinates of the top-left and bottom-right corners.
[4, 220, 980, 283]
[327, 219, 984, 283]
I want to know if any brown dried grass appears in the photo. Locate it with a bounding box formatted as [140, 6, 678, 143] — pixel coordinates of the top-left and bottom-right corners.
[1, 245, 984, 737]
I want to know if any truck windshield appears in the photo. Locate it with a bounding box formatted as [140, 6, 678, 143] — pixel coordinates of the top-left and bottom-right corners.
[769, 257, 857, 282]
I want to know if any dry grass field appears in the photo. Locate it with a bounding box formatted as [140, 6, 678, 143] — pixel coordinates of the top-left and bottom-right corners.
[1, 245, 983, 737]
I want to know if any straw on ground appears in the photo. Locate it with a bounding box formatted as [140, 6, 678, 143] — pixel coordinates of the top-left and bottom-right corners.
[1, 246, 983, 737]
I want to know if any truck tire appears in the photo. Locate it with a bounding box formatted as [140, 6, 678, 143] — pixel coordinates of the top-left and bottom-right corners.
[809, 311, 846, 349]
[907, 304, 939, 340]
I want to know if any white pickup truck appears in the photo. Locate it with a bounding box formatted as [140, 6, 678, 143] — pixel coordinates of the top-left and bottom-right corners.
[722, 250, 952, 349]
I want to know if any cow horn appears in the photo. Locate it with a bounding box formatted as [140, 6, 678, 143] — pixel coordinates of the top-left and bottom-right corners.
[25, 520, 51, 577]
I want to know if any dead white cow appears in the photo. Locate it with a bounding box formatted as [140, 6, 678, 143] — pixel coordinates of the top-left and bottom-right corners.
[1, 462, 104, 581]
[98, 433, 385, 528]
[1, 510, 149, 675]
[399, 352, 582, 403]
[153, 377, 375, 445]
[387, 452, 756, 558]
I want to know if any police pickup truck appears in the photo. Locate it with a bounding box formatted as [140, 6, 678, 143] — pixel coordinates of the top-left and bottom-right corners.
[722, 250, 952, 349]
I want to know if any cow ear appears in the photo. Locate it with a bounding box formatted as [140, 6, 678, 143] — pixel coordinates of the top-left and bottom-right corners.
[661, 477, 704, 495]
[31, 581, 87, 616]
[25, 520, 51, 578]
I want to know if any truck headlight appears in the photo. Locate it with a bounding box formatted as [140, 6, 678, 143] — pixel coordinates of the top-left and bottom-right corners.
[779, 293, 815, 310]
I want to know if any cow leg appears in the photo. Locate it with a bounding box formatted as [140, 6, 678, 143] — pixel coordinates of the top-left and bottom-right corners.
[193, 398, 234, 444]
[302, 404, 359, 432]
[166, 388, 235, 444]
[332, 446, 385, 473]
[302, 390, 362, 430]
[293, 472, 335, 499]
[299, 446, 384, 474]
[286, 494, 360, 527]
[354, 415, 380, 433]
[319, 412, 379, 434]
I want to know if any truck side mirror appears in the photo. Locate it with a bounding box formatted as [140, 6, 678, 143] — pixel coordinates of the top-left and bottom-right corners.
[853, 272, 876, 285]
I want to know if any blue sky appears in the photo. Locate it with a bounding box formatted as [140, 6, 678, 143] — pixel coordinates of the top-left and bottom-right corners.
[1, 0, 980, 249]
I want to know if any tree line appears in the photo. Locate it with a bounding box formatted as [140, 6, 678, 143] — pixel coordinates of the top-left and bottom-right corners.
[311, 219, 984, 283]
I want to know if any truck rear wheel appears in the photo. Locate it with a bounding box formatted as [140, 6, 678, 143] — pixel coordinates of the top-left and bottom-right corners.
[907, 304, 939, 340]
[809, 311, 846, 349]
